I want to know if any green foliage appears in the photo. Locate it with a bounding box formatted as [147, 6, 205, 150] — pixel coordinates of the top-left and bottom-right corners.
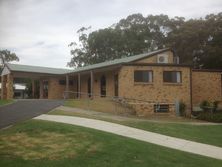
[0, 49, 19, 65]
[197, 100, 221, 122]
[0, 100, 14, 106]
[197, 112, 222, 123]
[213, 101, 220, 110]
[200, 100, 211, 110]
[199, 100, 219, 112]
[179, 101, 186, 116]
[68, 12, 222, 69]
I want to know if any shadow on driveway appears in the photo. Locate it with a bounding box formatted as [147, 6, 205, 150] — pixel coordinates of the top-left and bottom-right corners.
[0, 99, 64, 129]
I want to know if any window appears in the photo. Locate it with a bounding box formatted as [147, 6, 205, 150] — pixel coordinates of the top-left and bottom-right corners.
[59, 80, 66, 85]
[154, 104, 169, 112]
[163, 71, 181, 83]
[134, 70, 153, 83]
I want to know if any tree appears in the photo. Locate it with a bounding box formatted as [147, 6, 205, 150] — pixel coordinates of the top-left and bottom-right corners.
[0, 49, 19, 65]
[68, 12, 222, 69]
[166, 13, 222, 69]
[68, 14, 171, 67]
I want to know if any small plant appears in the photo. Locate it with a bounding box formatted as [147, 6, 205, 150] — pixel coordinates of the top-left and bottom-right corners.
[199, 100, 220, 113]
[197, 112, 222, 123]
[179, 101, 186, 116]
[200, 100, 210, 110]
[213, 101, 220, 112]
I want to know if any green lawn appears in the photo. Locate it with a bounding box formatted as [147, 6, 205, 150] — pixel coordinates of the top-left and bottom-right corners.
[0, 99, 14, 106]
[49, 109, 222, 147]
[0, 120, 222, 167]
[123, 121, 222, 147]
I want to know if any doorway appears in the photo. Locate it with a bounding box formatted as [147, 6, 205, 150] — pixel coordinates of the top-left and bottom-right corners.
[100, 75, 106, 97]
[114, 74, 118, 97]
[87, 77, 91, 97]
[43, 80, 48, 99]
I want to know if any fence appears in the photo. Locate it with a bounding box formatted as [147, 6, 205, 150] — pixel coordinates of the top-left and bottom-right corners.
[63, 91, 178, 116]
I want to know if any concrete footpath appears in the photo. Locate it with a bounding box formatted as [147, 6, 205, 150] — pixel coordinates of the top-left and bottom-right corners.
[34, 114, 222, 160]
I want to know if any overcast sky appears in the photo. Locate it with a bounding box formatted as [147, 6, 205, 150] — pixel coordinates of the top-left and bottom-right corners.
[0, 0, 221, 68]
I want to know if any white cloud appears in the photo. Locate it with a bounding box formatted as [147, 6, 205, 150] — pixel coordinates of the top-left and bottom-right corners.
[0, 0, 221, 68]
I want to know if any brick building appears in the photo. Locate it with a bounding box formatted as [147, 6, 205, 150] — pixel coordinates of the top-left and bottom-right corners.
[1, 48, 221, 115]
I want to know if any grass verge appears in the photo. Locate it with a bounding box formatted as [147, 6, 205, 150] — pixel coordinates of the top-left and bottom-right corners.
[0, 120, 222, 167]
[0, 100, 14, 106]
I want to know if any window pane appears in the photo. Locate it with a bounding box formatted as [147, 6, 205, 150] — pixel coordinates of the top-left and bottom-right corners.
[176, 72, 181, 83]
[134, 71, 152, 82]
[163, 71, 181, 83]
[59, 80, 66, 85]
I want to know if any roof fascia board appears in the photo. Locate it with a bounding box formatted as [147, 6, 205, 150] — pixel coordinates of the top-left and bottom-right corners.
[124, 63, 192, 67]
[192, 69, 222, 72]
[67, 64, 123, 75]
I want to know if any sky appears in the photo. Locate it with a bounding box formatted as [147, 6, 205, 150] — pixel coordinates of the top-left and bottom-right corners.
[0, 0, 221, 69]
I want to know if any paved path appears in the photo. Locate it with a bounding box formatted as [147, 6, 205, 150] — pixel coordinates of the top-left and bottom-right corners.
[35, 114, 222, 160]
[0, 100, 63, 129]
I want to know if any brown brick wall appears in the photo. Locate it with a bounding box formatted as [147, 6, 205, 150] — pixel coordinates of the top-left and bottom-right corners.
[6, 74, 14, 99]
[1, 75, 7, 99]
[48, 77, 75, 99]
[118, 65, 191, 116]
[192, 71, 222, 105]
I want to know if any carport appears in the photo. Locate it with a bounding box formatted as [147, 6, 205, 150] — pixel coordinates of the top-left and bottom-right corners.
[1, 63, 72, 99]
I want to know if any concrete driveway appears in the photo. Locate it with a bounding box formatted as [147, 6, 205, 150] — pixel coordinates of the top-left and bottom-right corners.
[0, 99, 64, 129]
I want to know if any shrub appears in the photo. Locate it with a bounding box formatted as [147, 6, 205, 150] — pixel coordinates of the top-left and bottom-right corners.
[199, 100, 219, 113]
[197, 112, 222, 123]
[213, 101, 220, 112]
[200, 100, 210, 110]
[179, 101, 186, 116]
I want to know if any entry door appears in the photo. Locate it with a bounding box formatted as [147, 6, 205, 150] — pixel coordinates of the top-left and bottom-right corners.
[114, 74, 118, 97]
[100, 75, 106, 97]
[43, 80, 48, 98]
[87, 77, 91, 97]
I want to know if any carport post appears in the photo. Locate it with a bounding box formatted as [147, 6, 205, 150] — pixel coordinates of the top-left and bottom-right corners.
[32, 79, 35, 98]
[1, 75, 7, 99]
[66, 74, 69, 99]
[6, 74, 14, 99]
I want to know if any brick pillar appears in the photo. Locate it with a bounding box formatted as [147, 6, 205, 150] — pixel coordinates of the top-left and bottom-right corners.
[1, 75, 7, 99]
[39, 79, 43, 99]
[6, 74, 14, 99]
[32, 79, 35, 98]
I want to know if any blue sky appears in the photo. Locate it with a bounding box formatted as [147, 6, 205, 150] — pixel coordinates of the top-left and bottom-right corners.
[0, 0, 221, 68]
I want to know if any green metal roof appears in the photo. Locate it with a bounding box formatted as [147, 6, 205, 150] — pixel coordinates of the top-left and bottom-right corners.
[5, 48, 171, 75]
[69, 48, 171, 74]
[6, 63, 72, 75]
